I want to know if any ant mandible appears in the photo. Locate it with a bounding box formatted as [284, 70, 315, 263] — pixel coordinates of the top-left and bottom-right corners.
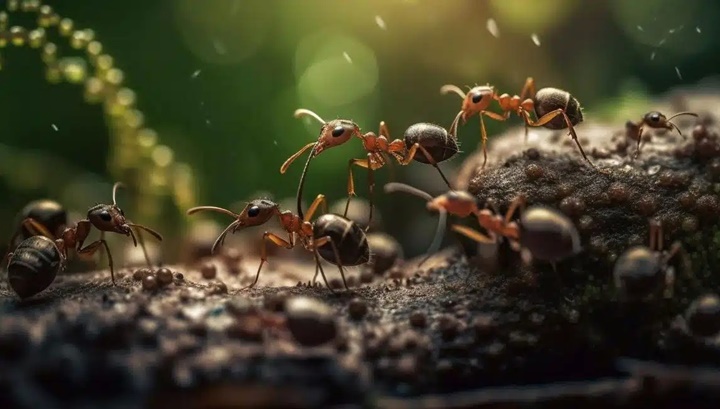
[280, 109, 454, 230]
[626, 111, 698, 159]
[9, 182, 163, 284]
[440, 77, 591, 168]
[187, 193, 369, 292]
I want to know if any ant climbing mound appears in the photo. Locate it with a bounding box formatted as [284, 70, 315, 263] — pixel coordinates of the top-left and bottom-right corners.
[625, 110, 698, 159]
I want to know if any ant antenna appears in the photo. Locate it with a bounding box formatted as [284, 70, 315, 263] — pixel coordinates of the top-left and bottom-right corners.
[112, 182, 125, 206]
[384, 182, 447, 262]
[294, 108, 326, 125]
[439, 84, 466, 99]
[666, 112, 698, 139]
[296, 142, 317, 220]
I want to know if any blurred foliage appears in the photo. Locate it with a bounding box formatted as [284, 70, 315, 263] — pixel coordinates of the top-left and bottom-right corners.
[0, 0, 718, 260]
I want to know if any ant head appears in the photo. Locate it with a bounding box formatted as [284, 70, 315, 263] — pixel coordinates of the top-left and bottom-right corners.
[87, 182, 131, 235]
[462, 86, 494, 118]
[237, 199, 280, 228]
[426, 190, 478, 217]
[642, 111, 671, 130]
[88, 204, 130, 235]
[314, 119, 360, 155]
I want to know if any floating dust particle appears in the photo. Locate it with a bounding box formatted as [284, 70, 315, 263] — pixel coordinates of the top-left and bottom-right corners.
[343, 52, 352, 64]
[675, 66, 682, 80]
[273, 140, 278, 146]
[51, 124, 58, 131]
[637, 25, 643, 31]
[206, 119, 211, 126]
[651, 51, 656, 60]
[658, 38, 667, 46]
[212, 39, 227, 55]
[696, 26, 702, 33]
[531, 33, 541, 46]
[486, 18, 500, 38]
[191, 70, 201, 78]
[375, 15, 386, 30]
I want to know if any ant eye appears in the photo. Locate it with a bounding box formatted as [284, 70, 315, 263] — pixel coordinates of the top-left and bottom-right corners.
[471, 93, 482, 104]
[331, 126, 345, 137]
[248, 205, 260, 217]
[650, 113, 661, 122]
[100, 211, 112, 222]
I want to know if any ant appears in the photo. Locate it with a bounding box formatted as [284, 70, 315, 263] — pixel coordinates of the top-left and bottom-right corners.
[5, 199, 67, 251]
[186, 194, 369, 292]
[625, 111, 698, 159]
[613, 219, 688, 300]
[440, 77, 590, 168]
[384, 182, 581, 265]
[280, 108, 457, 229]
[5, 183, 163, 298]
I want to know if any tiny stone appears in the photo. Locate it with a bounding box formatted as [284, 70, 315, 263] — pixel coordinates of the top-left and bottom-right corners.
[156, 268, 173, 286]
[285, 296, 337, 347]
[200, 263, 217, 279]
[142, 274, 158, 291]
[409, 311, 427, 328]
[175, 272, 184, 281]
[208, 281, 228, 295]
[348, 298, 368, 320]
[133, 268, 151, 281]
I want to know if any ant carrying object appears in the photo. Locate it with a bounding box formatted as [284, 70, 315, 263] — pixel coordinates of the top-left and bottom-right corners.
[440, 77, 590, 169]
[186, 194, 370, 292]
[384, 183, 581, 265]
[4, 182, 163, 299]
[280, 108, 457, 230]
[613, 219, 689, 300]
[625, 111, 698, 159]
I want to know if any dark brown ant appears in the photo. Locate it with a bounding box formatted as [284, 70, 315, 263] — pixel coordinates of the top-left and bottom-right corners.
[10, 199, 68, 247]
[280, 109, 456, 229]
[5, 182, 162, 291]
[384, 183, 581, 264]
[187, 194, 370, 292]
[613, 219, 687, 300]
[441, 77, 590, 168]
[627, 111, 698, 159]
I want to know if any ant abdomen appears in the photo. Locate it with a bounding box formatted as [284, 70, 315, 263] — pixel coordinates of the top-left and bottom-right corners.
[7, 235, 62, 299]
[404, 122, 458, 164]
[313, 214, 370, 266]
[13, 199, 67, 245]
[519, 207, 581, 263]
[533, 88, 584, 130]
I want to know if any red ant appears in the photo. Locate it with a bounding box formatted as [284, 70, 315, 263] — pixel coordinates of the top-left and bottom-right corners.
[626, 111, 698, 159]
[280, 108, 456, 229]
[187, 193, 369, 292]
[441, 77, 590, 168]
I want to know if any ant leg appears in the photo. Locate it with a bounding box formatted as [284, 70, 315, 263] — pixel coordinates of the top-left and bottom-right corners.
[401, 143, 453, 188]
[20, 218, 55, 239]
[450, 224, 495, 244]
[312, 250, 335, 293]
[312, 263, 320, 285]
[314, 236, 350, 290]
[242, 232, 292, 290]
[304, 194, 328, 222]
[504, 195, 527, 223]
[632, 127, 645, 160]
[343, 155, 375, 221]
[525, 109, 593, 167]
[78, 239, 114, 284]
[97, 231, 107, 268]
[649, 219, 660, 252]
[519, 77, 537, 101]
[210, 220, 241, 255]
[479, 110, 511, 166]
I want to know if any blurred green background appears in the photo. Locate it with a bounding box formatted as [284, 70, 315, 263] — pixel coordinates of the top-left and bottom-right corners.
[0, 0, 718, 260]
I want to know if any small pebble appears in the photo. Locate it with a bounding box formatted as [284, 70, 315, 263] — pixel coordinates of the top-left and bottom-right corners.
[142, 275, 158, 291]
[200, 263, 217, 279]
[285, 296, 337, 347]
[156, 268, 173, 286]
[409, 311, 427, 328]
[208, 281, 228, 295]
[348, 298, 368, 320]
[133, 268, 152, 281]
